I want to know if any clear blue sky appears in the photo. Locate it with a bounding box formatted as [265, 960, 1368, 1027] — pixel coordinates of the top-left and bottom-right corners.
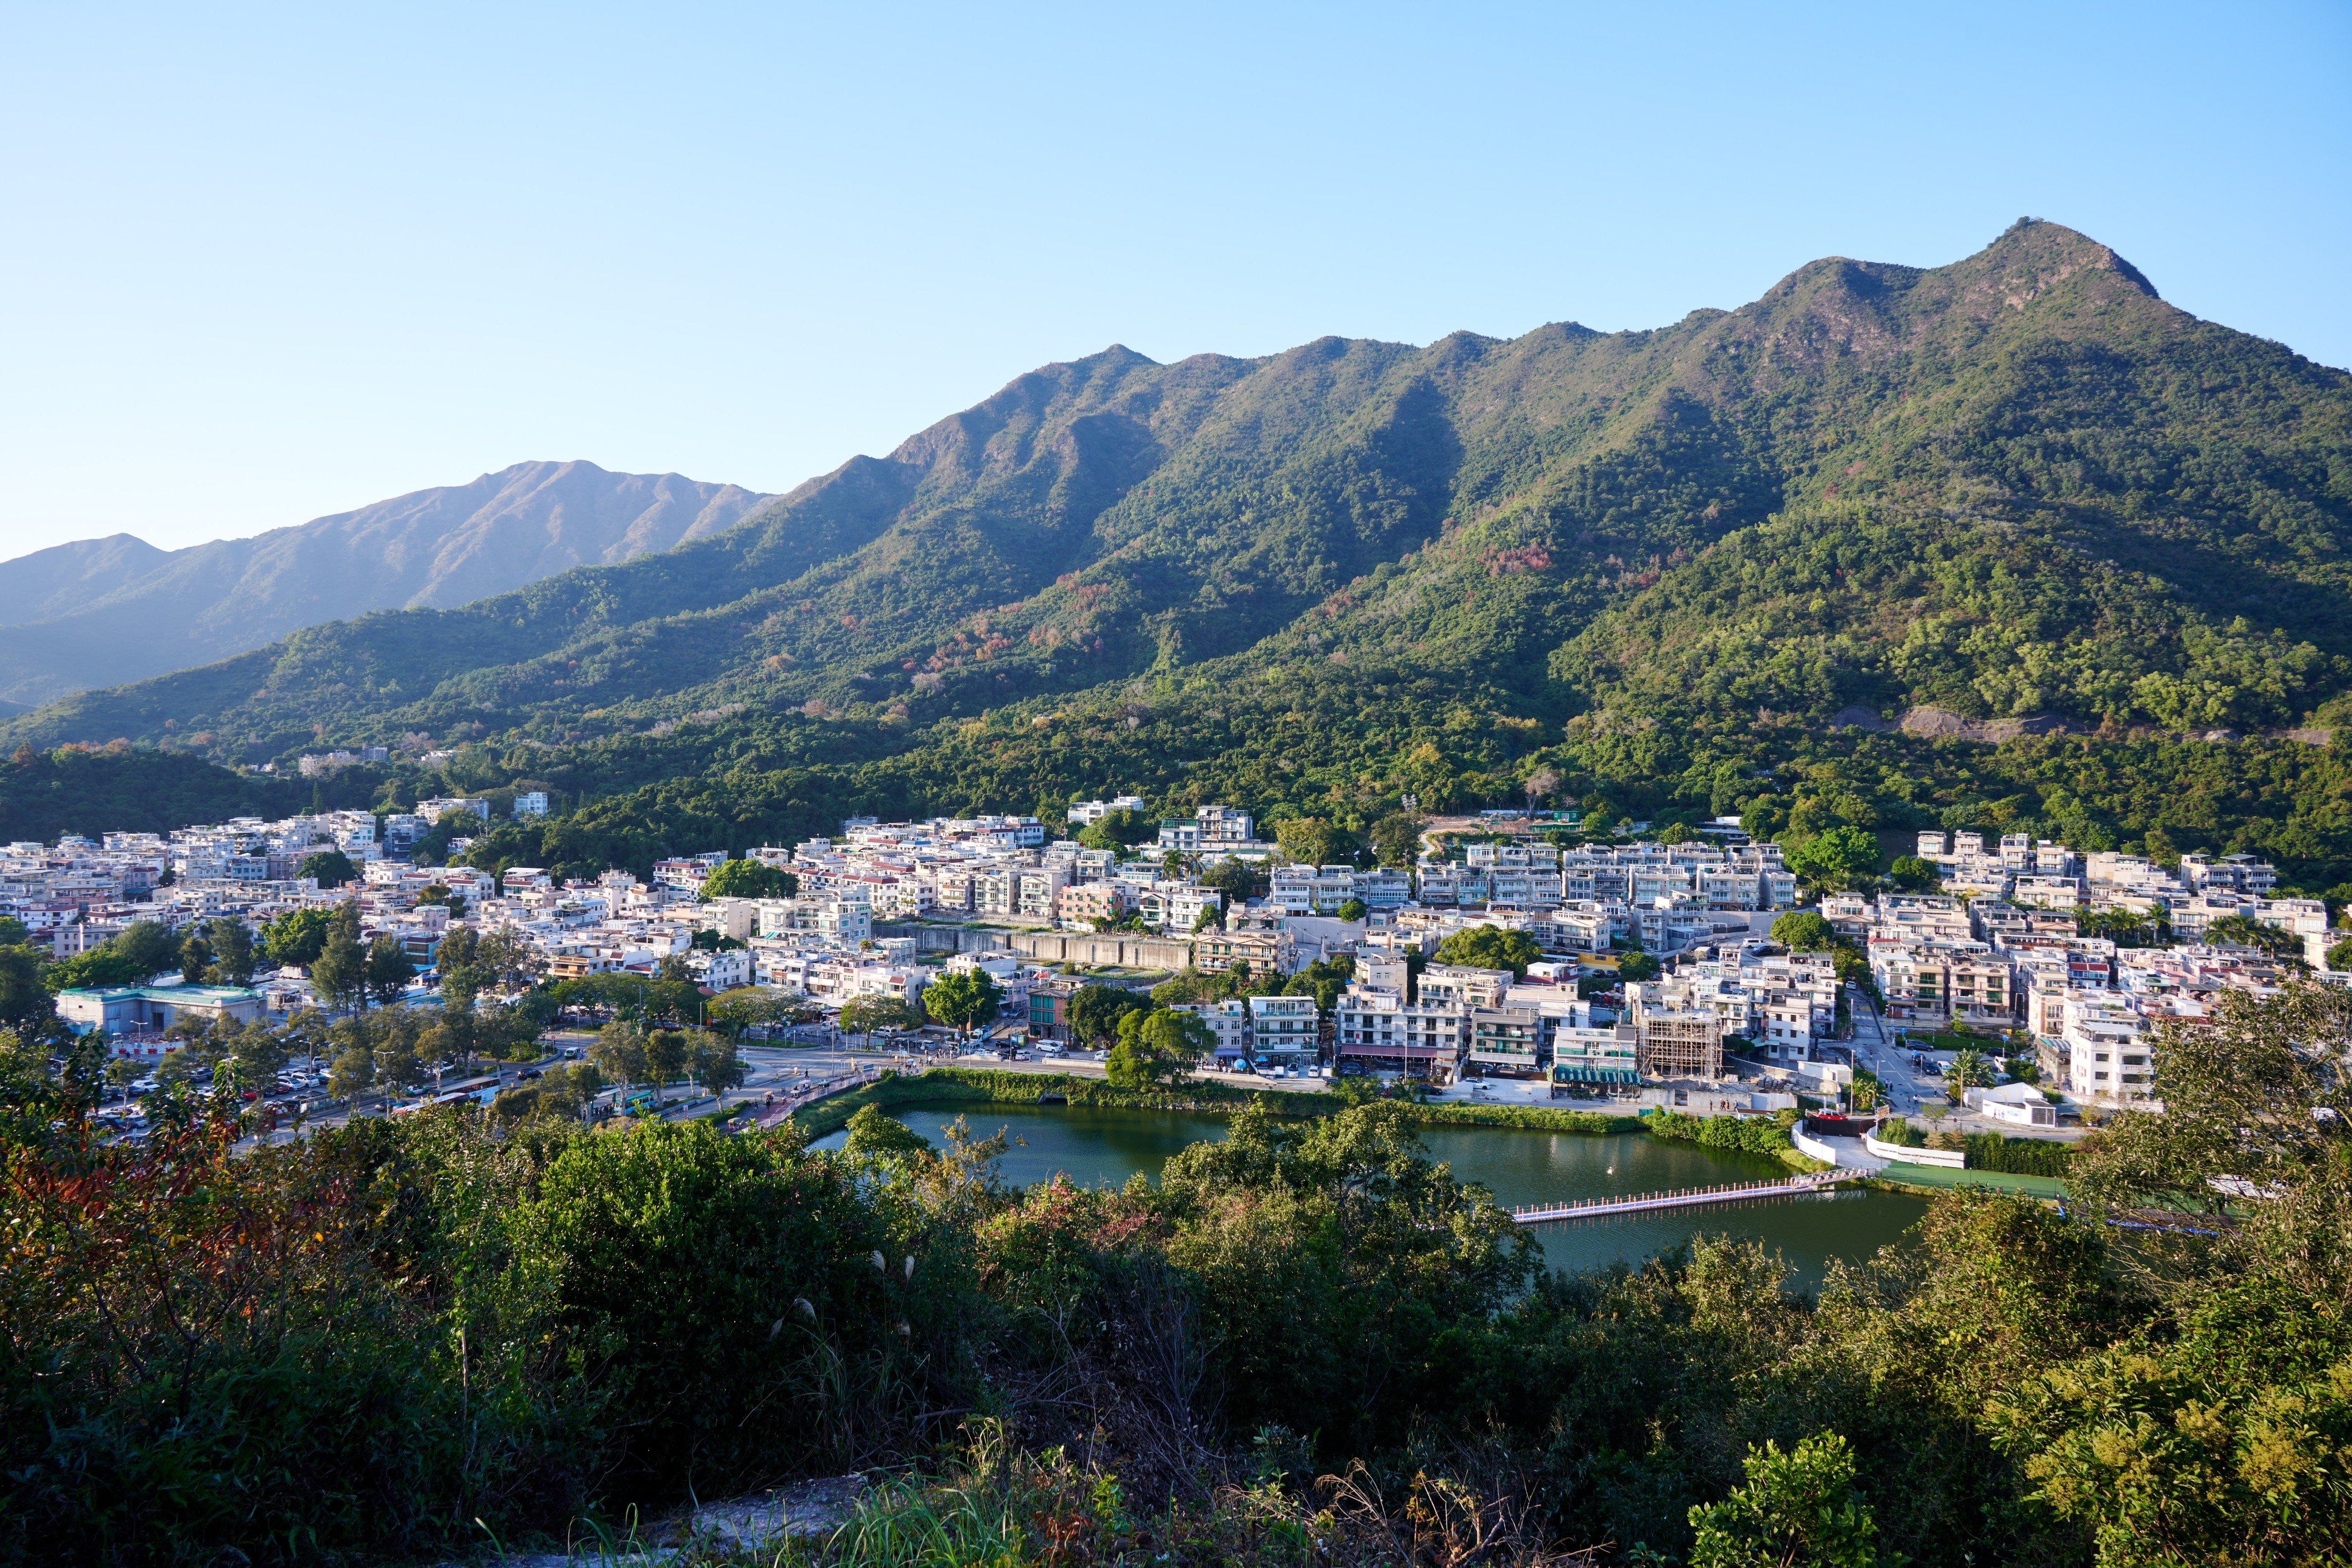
[2, 2, 2346, 558]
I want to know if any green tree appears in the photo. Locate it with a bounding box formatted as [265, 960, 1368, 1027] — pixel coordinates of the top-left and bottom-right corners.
[374, 1029, 424, 1107]
[327, 1042, 374, 1107]
[1987, 987, 2352, 1561]
[688, 1033, 746, 1097]
[0, 944, 55, 1033]
[261, 907, 333, 967]
[1285, 952, 1356, 1014]
[1689, 1432, 1884, 1568]
[219, 1027, 288, 1098]
[297, 848, 358, 889]
[1785, 825, 1884, 891]
[1106, 1006, 1208, 1091]
[922, 968, 1001, 1038]
[1075, 808, 1158, 852]
[364, 934, 416, 1010]
[414, 883, 468, 919]
[103, 1053, 141, 1105]
[111, 920, 176, 980]
[204, 917, 257, 987]
[276, 1006, 331, 1077]
[175, 929, 211, 986]
[590, 1019, 648, 1095]
[1944, 1048, 1996, 1100]
[434, 924, 483, 1010]
[2069, 982, 2352, 1266]
[2329, 936, 2352, 973]
[1199, 858, 1258, 903]
[310, 904, 366, 1013]
[646, 1028, 690, 1103]
[44, 947, 146, 992]
[1769, 910, 1838, 952]
[841, 1103, 935, 1164]
[1432, 924, 1542, 979]
[1335, 897, 1368, 922]
[2205, 913, 2304, 960]
[706, 986, 811, 1036]
[1068, 983, 1149, 1047]
[473, 927, 537, 992]
[1888, 854, 1941, 891]
[1618, 951, 1662, 982]
[1369, 812, 1426, 867]
[838, 995, 920, 1048]
[57, 1031, 107, 1103]
[505, 1060, 604, 1123]
[1272, 816, 1353, 867]
[699, 857, 798, 901]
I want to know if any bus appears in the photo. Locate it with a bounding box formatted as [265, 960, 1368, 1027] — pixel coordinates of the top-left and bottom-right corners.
[393, 1090, 481, 1116]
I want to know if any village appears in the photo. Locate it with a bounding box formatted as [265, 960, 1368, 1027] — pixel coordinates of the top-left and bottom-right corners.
[7, 789, 2330, 1142]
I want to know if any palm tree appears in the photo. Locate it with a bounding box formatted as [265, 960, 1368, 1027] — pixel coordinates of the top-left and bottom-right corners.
[1944, 1048, 1996, 1104]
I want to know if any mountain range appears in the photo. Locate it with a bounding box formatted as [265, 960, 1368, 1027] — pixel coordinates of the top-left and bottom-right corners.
[5, 219, 2349, 882]
[0, 462, 769, 708]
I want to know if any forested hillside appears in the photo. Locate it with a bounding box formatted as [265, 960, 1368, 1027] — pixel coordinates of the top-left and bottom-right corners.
[10, 220, 2351, 888]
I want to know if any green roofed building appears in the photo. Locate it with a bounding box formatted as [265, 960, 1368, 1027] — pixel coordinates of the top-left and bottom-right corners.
[57, 984, 266, 1042]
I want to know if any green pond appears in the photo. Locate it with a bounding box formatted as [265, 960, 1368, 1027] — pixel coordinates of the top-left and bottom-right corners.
[815, 1102, 1927, 1288]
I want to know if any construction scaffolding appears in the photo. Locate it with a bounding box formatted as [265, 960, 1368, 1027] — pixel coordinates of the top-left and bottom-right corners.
[1636, 1010, 1724, 1082]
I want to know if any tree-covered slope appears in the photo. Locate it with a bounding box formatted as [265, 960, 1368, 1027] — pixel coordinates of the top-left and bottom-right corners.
[1281, 221, 2352, 732]
[7, 219, 2349, 882]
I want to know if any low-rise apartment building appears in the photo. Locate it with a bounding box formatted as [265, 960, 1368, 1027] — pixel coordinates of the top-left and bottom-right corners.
[1246, 994, 1319, 1065]
[1465, 1005, 1543, 1078]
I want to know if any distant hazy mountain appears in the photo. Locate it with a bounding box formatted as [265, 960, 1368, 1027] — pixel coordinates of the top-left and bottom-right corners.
[0, 462, 770, 706]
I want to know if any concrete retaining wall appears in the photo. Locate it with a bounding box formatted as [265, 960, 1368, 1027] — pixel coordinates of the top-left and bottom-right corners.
[1866, 1132, 1967, 1168]
[1006, 930, 1195, 971]
[873, 924, 1010, 955]
[1792, 1124, 1845, 1165]
[1793, 1124, 1887, 1171]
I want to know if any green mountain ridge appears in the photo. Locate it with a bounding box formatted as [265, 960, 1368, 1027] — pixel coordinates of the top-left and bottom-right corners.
[7, 219, 2351, 881]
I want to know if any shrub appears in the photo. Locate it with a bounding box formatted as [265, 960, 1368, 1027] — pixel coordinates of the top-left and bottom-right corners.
[1963, 1132, 2076, 1177]
[1647, 1109, 1794, 1158]
[1876, 1115, 1925, 1148]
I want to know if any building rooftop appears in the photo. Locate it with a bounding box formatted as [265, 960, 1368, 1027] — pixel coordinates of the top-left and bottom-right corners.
[56, 983, 261, 1002]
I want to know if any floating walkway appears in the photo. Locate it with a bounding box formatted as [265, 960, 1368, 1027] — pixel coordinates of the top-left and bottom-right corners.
[1510, 1171, 1859, 1225]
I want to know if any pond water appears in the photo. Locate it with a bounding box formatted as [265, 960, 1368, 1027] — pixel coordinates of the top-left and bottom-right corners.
[814, 1102, 1928, 1289]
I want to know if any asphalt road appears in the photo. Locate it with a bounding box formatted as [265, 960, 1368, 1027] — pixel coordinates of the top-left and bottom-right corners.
[1847, 988, 1934, 1110]
[1844, 985, 2080, 1140]
[226, 1030, 960, 1147]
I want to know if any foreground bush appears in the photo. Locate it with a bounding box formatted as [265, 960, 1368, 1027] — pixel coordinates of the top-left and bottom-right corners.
[5, 984, 2350, 1565]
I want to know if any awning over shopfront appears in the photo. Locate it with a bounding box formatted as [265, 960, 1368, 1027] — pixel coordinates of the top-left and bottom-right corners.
[1549, 1064, 1641, 1087]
